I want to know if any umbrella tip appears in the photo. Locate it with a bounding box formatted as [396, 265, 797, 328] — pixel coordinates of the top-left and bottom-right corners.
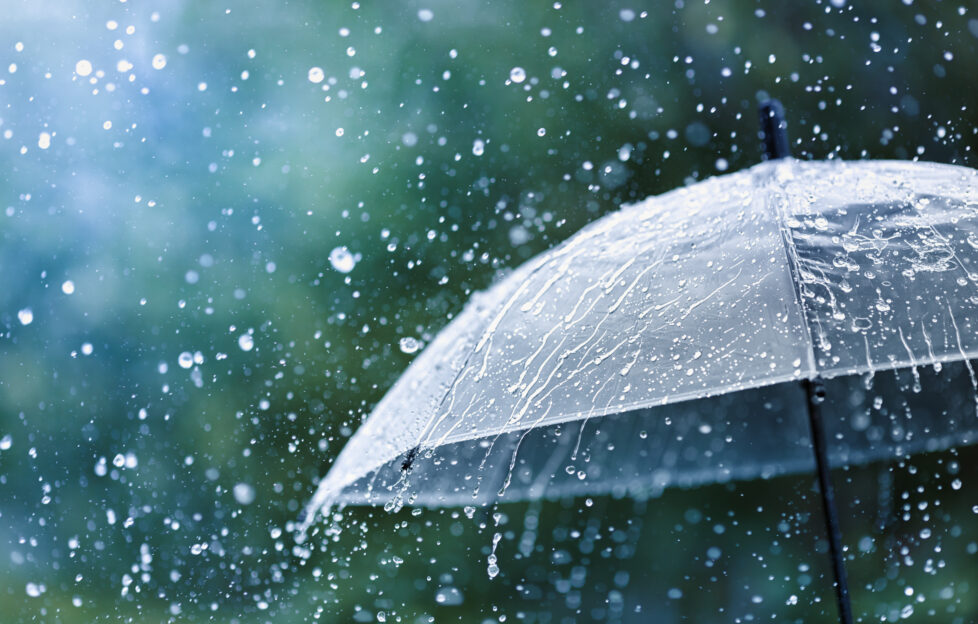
[758, 99, 790, 161]
[401, 445, 420, 472]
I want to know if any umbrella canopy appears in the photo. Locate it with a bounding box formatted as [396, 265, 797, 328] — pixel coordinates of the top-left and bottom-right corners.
[303, 158, 978, 525]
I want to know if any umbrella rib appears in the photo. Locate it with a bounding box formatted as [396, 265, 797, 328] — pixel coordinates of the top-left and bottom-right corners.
[771, 173, 854, 624]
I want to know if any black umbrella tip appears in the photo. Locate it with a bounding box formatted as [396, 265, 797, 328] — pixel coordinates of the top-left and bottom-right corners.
[758, 99, 790, 161]
[401, 445, 420, 472]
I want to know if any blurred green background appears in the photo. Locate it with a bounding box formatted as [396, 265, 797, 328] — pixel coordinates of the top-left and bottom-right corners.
[1, 0, 976, 622]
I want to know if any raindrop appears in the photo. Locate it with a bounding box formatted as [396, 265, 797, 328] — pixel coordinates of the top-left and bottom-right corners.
[487, 532, 502, 579]
[472, 139, 485, 156]
[238, 334, 254, 352]
[399, 337, 421, 354]
[434, 586, 464, 605]
[0, 434, 11, 450]
[151, 54, 167, 70]
[509, 67, 526, 83]
[328, 246, 356, 273]
[75, 59, 92, 76]
[233, 483, 255, 505]
[684, 122, 711, 147]
[61, 280, 75, 294]
[17, 308, 33, 325]
[178, 352, 194, 369]
[308, 66, 324, 83]
[417, 8, 434, 22]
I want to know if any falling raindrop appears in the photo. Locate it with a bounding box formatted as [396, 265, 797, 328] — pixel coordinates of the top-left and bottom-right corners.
[17, 308, 33, 325]
[238, 334, 254, 352]
[399, 337, 421, 354]
[233, 483, 255, 505]
[434, 586, 464, 605]
[328, 246, 356, 273]
[487, 532, 502, 579]
[509, 67, 526, 83]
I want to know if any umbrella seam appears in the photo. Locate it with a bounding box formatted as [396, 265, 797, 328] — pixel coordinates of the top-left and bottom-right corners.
[768, 166, 819, 378]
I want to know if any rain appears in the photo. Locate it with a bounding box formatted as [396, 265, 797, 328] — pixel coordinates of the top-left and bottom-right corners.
[1, 1, 978, 623]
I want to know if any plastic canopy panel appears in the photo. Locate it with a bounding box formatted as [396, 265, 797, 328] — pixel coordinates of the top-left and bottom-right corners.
[305, 159, 978, 522]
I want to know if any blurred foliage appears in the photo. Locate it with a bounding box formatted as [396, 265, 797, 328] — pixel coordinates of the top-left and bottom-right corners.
[0, 0, 976, 622]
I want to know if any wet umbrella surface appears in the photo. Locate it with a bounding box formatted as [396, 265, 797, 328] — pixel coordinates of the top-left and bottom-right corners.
[305, 158, 978, 513]
[303, 155, 978, 621]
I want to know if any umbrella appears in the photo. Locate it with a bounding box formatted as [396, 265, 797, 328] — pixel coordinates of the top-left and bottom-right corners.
[301, 102, 978, 623]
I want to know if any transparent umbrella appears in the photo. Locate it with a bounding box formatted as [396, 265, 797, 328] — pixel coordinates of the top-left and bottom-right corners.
[301, 103, 978, 623]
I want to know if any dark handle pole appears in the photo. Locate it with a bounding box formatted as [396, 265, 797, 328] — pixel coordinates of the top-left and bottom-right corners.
[802, 377, 854, 624]
[759, 99, 790, 160]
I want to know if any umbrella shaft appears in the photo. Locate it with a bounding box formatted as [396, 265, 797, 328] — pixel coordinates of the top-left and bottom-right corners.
[803, 378, 854, 624]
